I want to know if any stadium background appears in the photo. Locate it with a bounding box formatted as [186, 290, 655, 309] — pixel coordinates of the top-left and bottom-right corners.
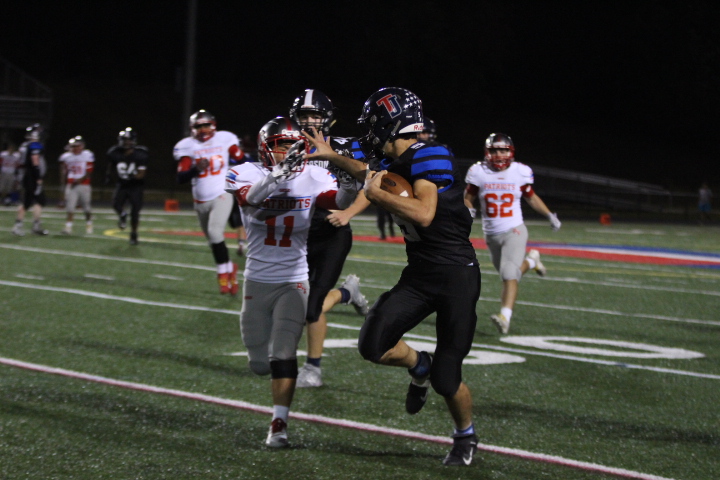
[1, 1, 719, 196]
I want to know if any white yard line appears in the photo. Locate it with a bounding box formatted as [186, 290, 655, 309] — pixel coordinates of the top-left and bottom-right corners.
[0, 356, 677, 480]
[1, 279, 717, 380]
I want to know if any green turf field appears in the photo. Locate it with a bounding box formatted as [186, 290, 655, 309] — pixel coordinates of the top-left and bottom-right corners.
[1, 206, 718, 479]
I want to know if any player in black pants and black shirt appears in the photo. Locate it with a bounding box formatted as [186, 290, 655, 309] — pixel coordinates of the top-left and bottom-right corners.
[106, 128, 148, 245]
[289, 89, 371, 388]
[304, 87, 481, 467]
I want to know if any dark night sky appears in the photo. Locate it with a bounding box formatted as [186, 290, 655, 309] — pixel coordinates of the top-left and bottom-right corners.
[3, 1, 719, 190]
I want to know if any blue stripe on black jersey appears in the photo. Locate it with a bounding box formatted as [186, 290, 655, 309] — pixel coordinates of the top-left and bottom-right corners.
[412, 145, 451, 158]
[393, 141, 476, 266]
[411, 159, 453, 176]
[408, 145, 455, 192]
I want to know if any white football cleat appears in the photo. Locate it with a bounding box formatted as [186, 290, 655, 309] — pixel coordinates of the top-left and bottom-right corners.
[11, 224, 24, 236]
[527, 249, 546, 277]
[86, 223, 93, 235]
[296, 363, 322, 388]
[341, 274, 369, 316]
[265, 418, 289, 448]
[61, 226, 72, 235]
[490, 313, 510, 335]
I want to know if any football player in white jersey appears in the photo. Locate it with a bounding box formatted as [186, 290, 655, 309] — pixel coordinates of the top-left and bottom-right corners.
[225, 116, 358, 448]
[0, 143, 21, 206]
[464, 133, 561, 334]
[59, 136, 95, 235]
[174, 110, 247, 295]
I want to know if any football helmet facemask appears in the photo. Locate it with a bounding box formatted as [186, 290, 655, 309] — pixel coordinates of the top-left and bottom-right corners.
[357, 87, 423, 157]
[25, 123, 43, 141]
[289, 89, 336, 135]
[118, 127, 137, 148]
[190, 110, 217, 142]
[258, 116, 308, 169]
[484, 132, 515, 171]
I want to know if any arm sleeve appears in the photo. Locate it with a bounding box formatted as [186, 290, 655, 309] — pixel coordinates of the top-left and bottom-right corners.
[334, 182, 358, 209]
[244, 172, 281, 206]
[228, 144, 246, 165]
[521, 184, 535, 198]
[316, 189, 340, 210]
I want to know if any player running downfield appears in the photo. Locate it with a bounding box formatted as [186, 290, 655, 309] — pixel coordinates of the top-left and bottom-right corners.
[59, 136, 94, 235]
[304, 88, 481, 467]
[464, 133, 561, 334]
[225, 116, 358, 448]
[174, 110, 248, 295]
[106, 127, 148, 245]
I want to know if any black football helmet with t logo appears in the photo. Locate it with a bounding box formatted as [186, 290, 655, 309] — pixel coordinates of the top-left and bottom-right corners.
[357, 87, 423, 157]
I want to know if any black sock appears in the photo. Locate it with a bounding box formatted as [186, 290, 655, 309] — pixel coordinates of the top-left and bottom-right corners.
[339, 287, 351, 304]
[408, 351, 431, 379]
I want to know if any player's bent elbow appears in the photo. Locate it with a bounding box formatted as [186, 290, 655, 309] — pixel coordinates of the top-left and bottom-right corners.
[418, 217, 433, 228]
[416, 210, 436, 228]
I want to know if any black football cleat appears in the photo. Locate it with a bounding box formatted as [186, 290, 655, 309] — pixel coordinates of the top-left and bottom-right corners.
[405, 379, 430, 414]
[442, 434, 478, 466]
[406, 351, 432, 414]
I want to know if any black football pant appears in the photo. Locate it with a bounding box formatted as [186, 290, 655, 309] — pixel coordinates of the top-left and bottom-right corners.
[305, 226, 353, 323]
[358, 262, 481, 397]
[113, 185, 143, 228]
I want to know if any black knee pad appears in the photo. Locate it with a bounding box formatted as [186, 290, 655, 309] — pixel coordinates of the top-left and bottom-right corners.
[430, 374, 460, 398]
[270, 359, 298, 379]
[357, 292, 393, 363]
[357, 331, 380, 362]
[357, 317, 382, 363]
[429, 354, 463, 398]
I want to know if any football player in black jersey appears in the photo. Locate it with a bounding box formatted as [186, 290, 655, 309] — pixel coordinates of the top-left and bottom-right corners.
[289, 89, 371, 388]
[106, 128, 148, 245]
[304, 87, 481, 467]
[12, 124, 49, 236]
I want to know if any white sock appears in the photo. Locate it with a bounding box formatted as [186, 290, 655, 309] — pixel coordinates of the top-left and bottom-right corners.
[225, 260, 234, 271]
[526, 257, 537, 270]
[217, 263, 228, 274]
[501, 307, 513, 321]
[273, 405, 289, 422]
[65, 222, 73, 229]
